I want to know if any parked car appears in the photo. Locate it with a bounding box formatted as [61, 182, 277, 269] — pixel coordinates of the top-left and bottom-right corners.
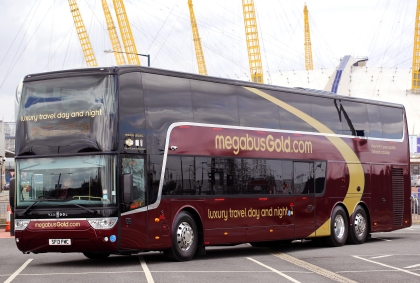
[411, 175, 420, 187]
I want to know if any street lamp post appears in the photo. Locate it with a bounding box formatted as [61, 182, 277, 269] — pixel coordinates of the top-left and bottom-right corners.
[104, 49, 150, 67]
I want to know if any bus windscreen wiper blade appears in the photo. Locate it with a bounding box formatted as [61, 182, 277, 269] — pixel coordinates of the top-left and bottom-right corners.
[72, 203, 97, 214]
[21, 198, 57, 215]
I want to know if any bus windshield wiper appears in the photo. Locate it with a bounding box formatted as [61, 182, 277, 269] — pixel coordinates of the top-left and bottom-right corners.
[21, 198, 57, 215]
[72, 203, 97, 215]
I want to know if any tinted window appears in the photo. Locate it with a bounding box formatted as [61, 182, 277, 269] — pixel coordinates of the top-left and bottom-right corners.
[314, 161, 326, 193]
[119, 72, 146, 140]
[17, 76, 117, 155]
[310, 97, 342, 134]
[274, 91, 315, 132]
[143, 74, 193, 153]
[339, 100, 369, 136]
[380, 106, 403, 139]
[162, 155, 196, 196]
[367, 104, 382, 138]
[237, 86, 280, 129]
[190, 80, 239, 125]
[294, 162, 314, 194]
[163, 156, 325, 196]
[265, 159, 290, 195]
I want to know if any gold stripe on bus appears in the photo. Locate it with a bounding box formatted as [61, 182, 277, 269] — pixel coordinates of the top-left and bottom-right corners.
[243, 87, 365, 237]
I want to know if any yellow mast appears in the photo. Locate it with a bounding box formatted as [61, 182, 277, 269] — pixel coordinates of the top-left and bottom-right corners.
[412, 0, 420, 92]
[112, 0, 140, 65]
[68, 0, 97, 67]
[303, 3, 314, 70]
[242, 0, 263, 83]
[102, 0, 126, 65]
[188, 0, 208, 75]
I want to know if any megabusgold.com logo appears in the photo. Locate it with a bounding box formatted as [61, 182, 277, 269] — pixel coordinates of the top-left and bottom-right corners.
[215, 134, 313, 155]
[34, 222, 81, 229]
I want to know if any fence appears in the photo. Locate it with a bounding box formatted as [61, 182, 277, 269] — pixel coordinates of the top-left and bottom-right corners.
[412, 193, 419, 222]
[0, 201, 8, 227]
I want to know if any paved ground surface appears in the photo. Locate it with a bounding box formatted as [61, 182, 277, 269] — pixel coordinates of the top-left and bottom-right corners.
[1, 225, 420, 283]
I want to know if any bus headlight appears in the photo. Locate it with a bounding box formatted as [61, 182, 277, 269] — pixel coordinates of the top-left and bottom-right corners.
[15, 220, 30, 230]
[87, 218, 118, 230]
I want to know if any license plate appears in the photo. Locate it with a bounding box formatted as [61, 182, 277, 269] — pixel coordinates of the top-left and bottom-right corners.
[49, 239, 71, 245]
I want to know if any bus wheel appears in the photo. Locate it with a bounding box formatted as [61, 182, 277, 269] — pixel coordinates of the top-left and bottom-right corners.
[324, 206, 348, 247]
[165, 211, 198, 261]
[83, 252, 110, 260]
[347, 205, 368, 245]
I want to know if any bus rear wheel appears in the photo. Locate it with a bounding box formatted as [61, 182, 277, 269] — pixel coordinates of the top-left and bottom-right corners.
[347, 205, 368, 245]
[83, 252, 110, 260]
[165, 211, 198, 261]
[324, 206, 348, 247]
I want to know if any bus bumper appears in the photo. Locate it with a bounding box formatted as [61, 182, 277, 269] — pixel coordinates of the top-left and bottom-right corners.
[14, 219, 119, 254]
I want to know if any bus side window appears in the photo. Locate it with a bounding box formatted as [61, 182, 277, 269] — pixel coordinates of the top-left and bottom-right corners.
[294, 162, 313, 194]
[314, 162, 327, 194]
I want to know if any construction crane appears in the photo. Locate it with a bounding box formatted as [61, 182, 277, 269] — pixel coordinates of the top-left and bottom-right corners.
[242, 0, 264, 84]
[102, 0, 126, 65]
[303, 3, 314, 70]
[412, 0, 420, 92]
[112, 0, 140, 65]
[187, 0, 208, 75]
[68, 0, 98, 67]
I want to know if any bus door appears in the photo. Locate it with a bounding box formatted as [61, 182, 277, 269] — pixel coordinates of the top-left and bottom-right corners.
[294, 162, 316, 238]
[119, 155, 148, 250]
[371, 164, 392, 232]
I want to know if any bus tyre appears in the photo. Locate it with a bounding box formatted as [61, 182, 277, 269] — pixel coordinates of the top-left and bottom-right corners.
[324, 206, 348, 247]
[83, 252, 110, 260]
[347, 205, 368, 245]
[165, 211, 198, 261]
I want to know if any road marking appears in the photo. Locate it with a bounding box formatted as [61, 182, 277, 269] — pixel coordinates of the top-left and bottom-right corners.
[4, 259, 33, 283]
[353, 256, 420, 277]
[139, 256, 154, 283]
[370, 255, 392, 259]
[272, 252, 357, 283]
[247, 257, 301, 283]
[405, 264, 420, 269]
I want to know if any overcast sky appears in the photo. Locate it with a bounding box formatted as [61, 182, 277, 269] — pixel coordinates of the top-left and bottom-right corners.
[0, 0, 416, 122]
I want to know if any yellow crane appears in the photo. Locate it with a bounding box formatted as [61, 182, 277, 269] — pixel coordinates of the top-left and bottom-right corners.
[412, 0, 420, 92]
[112, 0, 140, 65]
[187, 0, 208, 75]
[242, 0, 263, 83]
[303, 3, 314, 70]
[68, 0, 98, 67]
[102, 0, 126, 65]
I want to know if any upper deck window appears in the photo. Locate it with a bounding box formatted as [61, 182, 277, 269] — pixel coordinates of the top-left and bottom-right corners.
[16, 75, 117, 155]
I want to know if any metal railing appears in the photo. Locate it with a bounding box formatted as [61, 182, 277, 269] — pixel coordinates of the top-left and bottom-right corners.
[0, 202, 8, 226]
[412, 193, 419, 221]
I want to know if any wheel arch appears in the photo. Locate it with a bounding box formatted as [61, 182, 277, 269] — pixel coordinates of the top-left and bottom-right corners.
[173, 205, 204, 250]
[331, 201, 350, 221]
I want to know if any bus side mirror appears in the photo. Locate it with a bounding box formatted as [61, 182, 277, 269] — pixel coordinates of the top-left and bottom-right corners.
[9, 178, 15, 213]
[123, 174, 133, 204]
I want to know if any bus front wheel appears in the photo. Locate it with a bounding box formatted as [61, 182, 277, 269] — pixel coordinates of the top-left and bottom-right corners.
[347, 205, 368, 245]
[324, 206, 348, 247]
[165, 211, 198, 261]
